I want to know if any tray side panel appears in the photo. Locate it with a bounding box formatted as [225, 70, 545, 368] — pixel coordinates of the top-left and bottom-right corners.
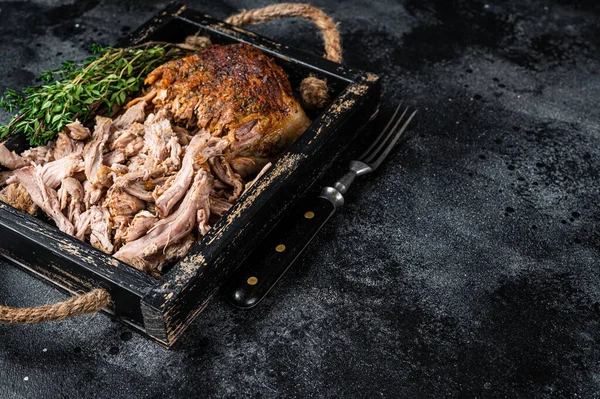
[174, 9, 361, 82]
[0, 203, 155, 326]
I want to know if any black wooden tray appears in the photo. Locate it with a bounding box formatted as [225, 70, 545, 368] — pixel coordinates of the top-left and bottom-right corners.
[0, 3, 380, 347]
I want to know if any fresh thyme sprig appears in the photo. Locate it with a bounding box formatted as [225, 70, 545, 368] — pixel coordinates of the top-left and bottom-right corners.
[0, 43, 186, 146]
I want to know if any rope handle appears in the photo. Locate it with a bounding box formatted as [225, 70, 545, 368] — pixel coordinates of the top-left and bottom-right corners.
[0, 289, 110, 324]
[1, 3, 342, 325]
[226, 3, 342, 63]
[226, 3, 342, 108]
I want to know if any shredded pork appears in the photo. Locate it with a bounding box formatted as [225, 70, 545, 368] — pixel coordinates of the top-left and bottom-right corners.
[0, 43, 310, 276]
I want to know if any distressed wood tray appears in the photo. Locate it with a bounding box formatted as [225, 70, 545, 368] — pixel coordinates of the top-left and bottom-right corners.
[0, 3, 380, 346]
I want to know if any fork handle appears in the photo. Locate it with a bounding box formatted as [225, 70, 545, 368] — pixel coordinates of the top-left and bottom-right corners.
[333, 160, 372, 194]
[227, 189, 341, 309]
[333, 171, 357, 194]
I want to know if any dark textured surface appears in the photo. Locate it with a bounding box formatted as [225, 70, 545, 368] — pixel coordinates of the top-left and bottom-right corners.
[1, 0, 600, 397]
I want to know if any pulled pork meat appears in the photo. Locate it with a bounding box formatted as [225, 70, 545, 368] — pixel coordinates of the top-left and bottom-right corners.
[0, 43, 310, 276]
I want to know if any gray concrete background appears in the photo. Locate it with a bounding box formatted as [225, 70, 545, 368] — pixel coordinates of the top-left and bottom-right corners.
[1, 0, 599, 397]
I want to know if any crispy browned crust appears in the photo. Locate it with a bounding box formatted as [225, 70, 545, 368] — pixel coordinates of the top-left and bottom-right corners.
[0, 183, 37, 215]
[145, 43, 296, 133]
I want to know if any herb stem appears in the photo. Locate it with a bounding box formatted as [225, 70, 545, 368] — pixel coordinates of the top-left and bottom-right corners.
[0, 43, 192, 145]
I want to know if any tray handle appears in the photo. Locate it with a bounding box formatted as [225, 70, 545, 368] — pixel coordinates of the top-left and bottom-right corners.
[226, 3, 342, 108]
[0, 288, 109, 324]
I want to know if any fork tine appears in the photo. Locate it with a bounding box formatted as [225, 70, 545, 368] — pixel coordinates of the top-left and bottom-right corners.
[358, 103, 403, 160]
[369, 109, 417, 170]
[363, 107, 408, 164]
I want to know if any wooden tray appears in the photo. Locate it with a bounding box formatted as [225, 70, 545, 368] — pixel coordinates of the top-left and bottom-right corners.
[0, 3, 380, 347]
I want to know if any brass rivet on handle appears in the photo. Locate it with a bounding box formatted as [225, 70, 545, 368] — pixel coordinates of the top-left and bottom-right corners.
[247, 277, 258, 285]
[304, 211, 315, 219]
[275, 244, 286, 252]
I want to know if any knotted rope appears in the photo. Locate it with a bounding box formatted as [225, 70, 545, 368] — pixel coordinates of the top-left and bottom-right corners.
[226, 3, 342, 108]
[0, 289, 109, 324]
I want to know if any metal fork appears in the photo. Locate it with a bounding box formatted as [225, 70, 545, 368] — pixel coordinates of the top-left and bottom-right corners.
[322, 104, 417, 207]
[227, 104, 417, 309]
